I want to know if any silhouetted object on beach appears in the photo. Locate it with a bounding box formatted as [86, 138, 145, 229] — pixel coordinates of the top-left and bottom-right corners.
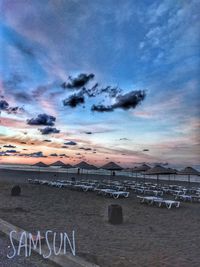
[77, 168, 80, 175]
[50, 160, 66, 167]
[11, 185, 21, 196]
[108, 204, 123, 224]
[101, 162, 123, 171]
[144, 165, 176, 184]
[33, 161, 48, 167]
[178, 167, 200, 187]
[132, 164, 151, 182]
[112, 171, 116, 176]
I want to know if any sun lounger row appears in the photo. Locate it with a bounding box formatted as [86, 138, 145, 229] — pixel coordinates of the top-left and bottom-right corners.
[137, 196, 180, 209]
[28, 179, 130, 199]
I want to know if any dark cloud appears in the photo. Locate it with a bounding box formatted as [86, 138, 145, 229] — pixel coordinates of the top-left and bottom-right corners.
[59, 154, 69, 157]
[0, 152, 10, 156]
[27, 152, 45, 158]
[82, 85, 122, 98]
[63, 92, 84, 108]
[5, 150, 19, 153]
[61, 146, 68, 148]
[0, 100, 9, 110]
[62, 73, 94, 89]
[18, 151, 45, 158]
[143, 149, 149, 152]
[79, 147, 92, 151]
[85, 131, 92, 134]
[13, 92, 32, 103]
[3, 145, 16, 148]
[50, 153, 58, 157]
[92, 90, 146, 112]
[64, 141, 77, 146]
[43, 139, 52, 142]
[113, 90, 146, 110]
[39, 127, 60, 135]
[91, 105, 113, 112]
[27, 114, 56, 126]
[7, 106, 25, 114]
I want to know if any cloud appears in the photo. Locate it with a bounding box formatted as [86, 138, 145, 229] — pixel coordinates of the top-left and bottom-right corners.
[64, 141, 77, 146]
[63, 92, 85, 108]
[7, 106, 25, 114]
[81, 84, 122, 98]
[26, 151, 45, 158]
[43, 139, 52, 142]
[85, 131, 92, 134]
[13, 92, 32, 103]
[113, 90, 146, 110]
[79, 147, 92, 151]
[91, 105, 114, 112]
[50, 153, 58, 156]
[62, 73, 94, 89]
[59, 154, 69, 157]
[5, 150, 19, 153]
[39, 127, 60, 135]
[27, 113, 56, 126]
[0, 100, 9, 110]
[91, 90, 146, 112]
[3, 145, 16, 148]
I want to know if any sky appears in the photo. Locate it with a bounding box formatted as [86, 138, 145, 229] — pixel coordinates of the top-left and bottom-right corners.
[0, 0, 200, 168]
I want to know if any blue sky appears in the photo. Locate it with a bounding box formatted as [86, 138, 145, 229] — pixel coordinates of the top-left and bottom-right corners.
[0, 0, 199, 167]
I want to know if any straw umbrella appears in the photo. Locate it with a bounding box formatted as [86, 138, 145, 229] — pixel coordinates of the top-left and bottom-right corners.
[61, 163, 73, 178]
[166, 168, 177, 183]
[33, 161, 48, 167]
[50, 161, 66, 179]
[74, 161, 98, 178]
[133, 164, 151, 183]
[32, 161, 48, 178]
[50, 160, 66, 167]
[101, 162, 123, 180]
[144, 165, 176, 184]
[178, 167, 200, 187]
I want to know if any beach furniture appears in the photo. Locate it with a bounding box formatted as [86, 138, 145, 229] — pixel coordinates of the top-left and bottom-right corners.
[175, 194, 193, 202]
[111, 191, 129, 199]
[154, 199, 180, 209]
[137, 196, 163, 205]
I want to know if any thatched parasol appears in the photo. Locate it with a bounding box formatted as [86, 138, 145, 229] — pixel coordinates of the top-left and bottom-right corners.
[50, 160, 66, 167]
[62, 163, 73, 168]
[33, 161, 48, 167]
[144, 165, 176, 184]
[178, 167, 200, 186]
[101, 162, 123, 177]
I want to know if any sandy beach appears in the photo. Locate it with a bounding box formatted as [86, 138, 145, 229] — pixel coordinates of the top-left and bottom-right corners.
[0, 168, 200, 267]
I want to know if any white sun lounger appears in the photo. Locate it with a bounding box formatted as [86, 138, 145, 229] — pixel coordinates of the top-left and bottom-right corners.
[111, 191, 129, 199]
[154, 199, 180, 209]
[137, 196, 163, 205]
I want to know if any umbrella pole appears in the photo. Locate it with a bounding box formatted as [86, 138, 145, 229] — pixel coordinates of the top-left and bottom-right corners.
[188, 174, 190, 188]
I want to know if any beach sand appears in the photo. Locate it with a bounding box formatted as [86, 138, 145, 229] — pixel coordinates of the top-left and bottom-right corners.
[0, 168, 200, 267]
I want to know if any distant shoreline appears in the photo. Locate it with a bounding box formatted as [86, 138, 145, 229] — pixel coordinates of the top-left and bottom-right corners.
[0, 167, 199, 185]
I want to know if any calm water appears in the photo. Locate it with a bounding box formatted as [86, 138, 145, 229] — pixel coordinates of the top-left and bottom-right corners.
[0, 164, 200, 183]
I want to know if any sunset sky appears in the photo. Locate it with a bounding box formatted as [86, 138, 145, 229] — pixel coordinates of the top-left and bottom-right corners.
[0, 0, 199, 168]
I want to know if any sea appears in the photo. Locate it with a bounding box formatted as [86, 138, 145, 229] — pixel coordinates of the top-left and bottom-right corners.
[0, 164, 200, 183]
